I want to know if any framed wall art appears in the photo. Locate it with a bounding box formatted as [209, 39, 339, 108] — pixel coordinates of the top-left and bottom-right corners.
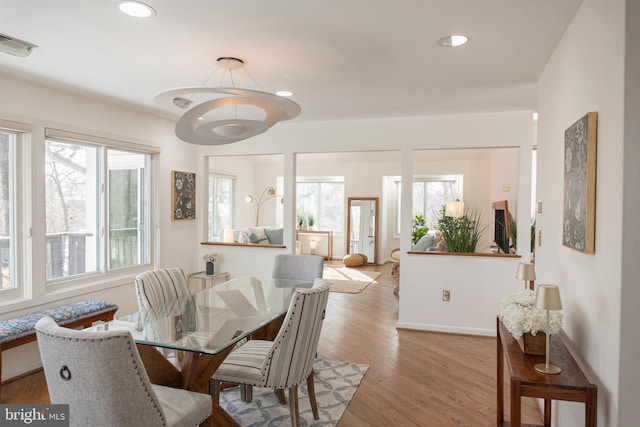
[172, 170, 196, 220]
[563, 112, 597, 254]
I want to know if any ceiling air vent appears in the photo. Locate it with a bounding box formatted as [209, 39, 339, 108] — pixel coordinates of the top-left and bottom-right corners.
[0, 33, 37, 58]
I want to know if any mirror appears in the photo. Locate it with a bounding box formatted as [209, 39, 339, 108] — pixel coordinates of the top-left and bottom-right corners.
[346, 197, 378, 264]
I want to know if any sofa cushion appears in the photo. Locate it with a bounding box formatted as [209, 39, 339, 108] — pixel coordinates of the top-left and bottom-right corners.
[413, 234, 435, 251]
[264, 228, 283, 245]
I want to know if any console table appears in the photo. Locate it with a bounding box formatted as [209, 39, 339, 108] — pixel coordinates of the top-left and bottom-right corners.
[295, 230, 333, 259]
[496, 317, 597, 426]
[188, 271, 230, 291]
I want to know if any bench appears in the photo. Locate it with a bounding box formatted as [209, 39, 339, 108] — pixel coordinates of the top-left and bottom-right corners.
[0, 299, 118, 399]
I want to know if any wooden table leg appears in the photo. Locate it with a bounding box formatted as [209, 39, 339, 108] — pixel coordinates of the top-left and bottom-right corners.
[585, 386, 597, 427]
[543, 398, 551, 426]
[510, 377, 521, 427]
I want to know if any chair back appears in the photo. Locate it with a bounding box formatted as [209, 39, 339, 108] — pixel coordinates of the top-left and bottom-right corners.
[263, 278, 331, 389]
[35, 316, 168, 427]
[272, 254, 324, 281]
[135, 267, 191, 311]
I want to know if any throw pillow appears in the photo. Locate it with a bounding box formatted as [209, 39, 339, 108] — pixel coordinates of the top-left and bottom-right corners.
[413, 234, 435, 251]
[248, 226, 269, 244]
[264, 228, 284, 245]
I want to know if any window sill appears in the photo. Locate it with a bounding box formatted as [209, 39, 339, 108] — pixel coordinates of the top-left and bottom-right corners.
[407, 251, 521, 258]
[201, 241, 286, 248]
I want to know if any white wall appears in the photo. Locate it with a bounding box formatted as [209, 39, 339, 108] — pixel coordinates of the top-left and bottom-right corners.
[537, 0, 629, 425]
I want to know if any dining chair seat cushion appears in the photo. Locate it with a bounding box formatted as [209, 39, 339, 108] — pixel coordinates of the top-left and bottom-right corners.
[152, 384, 213, 427]
[213, 340, 274, 385]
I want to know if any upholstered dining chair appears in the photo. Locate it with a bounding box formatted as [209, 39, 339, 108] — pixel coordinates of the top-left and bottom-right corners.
[35, 316, 213, 427]
[210, 278, 331, 427]
[134, 267, 192, 311]
[271, 254, 324, 281]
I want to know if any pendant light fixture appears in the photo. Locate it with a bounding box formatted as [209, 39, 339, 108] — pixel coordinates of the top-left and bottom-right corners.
[155, 57, 301, 145]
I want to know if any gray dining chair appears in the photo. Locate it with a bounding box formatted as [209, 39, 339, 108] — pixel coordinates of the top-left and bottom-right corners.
[210, 278, 331, 427]
[134, 267, 192, 311]
[35, 316, 212, 427]
[271, 254, 324, 281]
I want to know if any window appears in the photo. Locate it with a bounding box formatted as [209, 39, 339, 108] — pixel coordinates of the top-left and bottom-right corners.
[0, 128, 18, 292]
[395, 175, 463, 233]
[208, 174, 235, 241]
[45, 133, 152, 283]
[297, 178, 344, 232]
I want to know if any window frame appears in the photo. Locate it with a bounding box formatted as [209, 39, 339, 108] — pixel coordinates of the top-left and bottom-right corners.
[208, 173, 236, 241]
[296, 176, 345, 233]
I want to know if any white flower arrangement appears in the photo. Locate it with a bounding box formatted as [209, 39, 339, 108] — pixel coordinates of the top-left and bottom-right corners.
[203, 253, 218, 263]
[499, 289, 563, 339]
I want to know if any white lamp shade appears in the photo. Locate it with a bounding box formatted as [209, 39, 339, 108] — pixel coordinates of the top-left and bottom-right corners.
[310, 239, 317, 250]
[515, 262, 536, 281]
[445, 200, 464, 218]
[534, 285, 563, 310]
[223, 229, 235, 242]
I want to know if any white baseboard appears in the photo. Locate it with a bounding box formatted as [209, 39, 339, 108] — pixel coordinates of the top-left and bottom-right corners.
[396, 321, 495, 337]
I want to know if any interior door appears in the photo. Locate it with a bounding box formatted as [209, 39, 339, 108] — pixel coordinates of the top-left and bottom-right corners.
[346, 197, 378, 264]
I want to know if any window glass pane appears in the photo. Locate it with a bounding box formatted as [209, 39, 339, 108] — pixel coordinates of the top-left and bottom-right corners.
[45, 140, 99, 279]
[296, 181, 343, 232]
[209, 175, 234, 240]
[108, 149, 149, 269]
[0, 131, 14, 290]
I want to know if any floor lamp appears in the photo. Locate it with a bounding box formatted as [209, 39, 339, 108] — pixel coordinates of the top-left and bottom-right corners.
[533, 285, 563, 374]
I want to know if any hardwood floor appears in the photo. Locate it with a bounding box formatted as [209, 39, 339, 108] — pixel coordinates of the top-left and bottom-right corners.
[1, 262, 542, 426]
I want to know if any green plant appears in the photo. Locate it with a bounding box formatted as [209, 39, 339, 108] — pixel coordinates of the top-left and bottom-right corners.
[307, 214, 315, 227]
[412, 214, 429, 245]
[436, 204, 485, 253]
[296, 213, 305, 228]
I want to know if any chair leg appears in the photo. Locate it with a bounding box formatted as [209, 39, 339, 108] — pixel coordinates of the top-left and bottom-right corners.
[246, 385, 253, 402]
[209, 379, 221, 404]
[240, 384, 247, 402]
[274, 389, 286, 404]
[306, 371, 320, 420]
[288, 385, 300, 427]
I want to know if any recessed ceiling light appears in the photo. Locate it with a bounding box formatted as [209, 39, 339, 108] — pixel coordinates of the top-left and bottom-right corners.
[117, 1, 156, 18]
[276, 90, 293, 97]
[437, 34, 469, 48]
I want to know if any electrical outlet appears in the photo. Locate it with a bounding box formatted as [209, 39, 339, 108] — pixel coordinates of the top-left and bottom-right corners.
[442, 289, 450, 302]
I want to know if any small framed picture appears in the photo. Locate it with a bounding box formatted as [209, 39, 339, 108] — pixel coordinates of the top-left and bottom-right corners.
[172, 170, 196, 220]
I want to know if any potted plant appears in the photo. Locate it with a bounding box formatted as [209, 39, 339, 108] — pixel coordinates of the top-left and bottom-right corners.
[499, 289, 563, 354]
[296, 213, 305, 230]
[436, 204, 485, 253]
[307, 214, 315, 230]
[203, 253, 218, 275]
[412, 214, 429, 245]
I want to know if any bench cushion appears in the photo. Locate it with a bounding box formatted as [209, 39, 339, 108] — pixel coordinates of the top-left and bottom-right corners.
[0, 299, 118, 344]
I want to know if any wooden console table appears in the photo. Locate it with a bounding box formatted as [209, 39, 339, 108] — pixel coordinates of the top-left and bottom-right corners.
[295, 230, 333, 259]
[497, 317, 597, 426]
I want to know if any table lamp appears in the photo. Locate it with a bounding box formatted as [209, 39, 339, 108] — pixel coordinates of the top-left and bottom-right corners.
[515, 262, 536, 290]
[533, 285, 563, 374]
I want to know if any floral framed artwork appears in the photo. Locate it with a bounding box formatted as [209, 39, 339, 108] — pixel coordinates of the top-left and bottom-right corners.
[172, 170, 196, 220]
[563, 112, 597, 253]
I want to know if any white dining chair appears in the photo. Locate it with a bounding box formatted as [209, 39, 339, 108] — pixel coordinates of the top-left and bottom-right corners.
[210, 278, 331, 427]
[35, 316, 212, 427]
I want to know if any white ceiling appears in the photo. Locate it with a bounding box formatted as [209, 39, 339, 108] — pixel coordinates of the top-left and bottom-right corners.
[0, 0, 582, 123]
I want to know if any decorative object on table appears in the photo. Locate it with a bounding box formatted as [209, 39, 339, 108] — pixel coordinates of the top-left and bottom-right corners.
[563, 112, 597, 254]
[533, 285, 563, 374]
[310, 239, 317, 254]
[203, 253, 218, 275]
[437, 202, 485, 253]
[245, 186, 282, 226]
[154, 56, 301, 146]
[307, 213, 315, 230]
[296, 213, 305, 230]
[171, 170, 195, 220]
[499, 289, 563, 356]
[515, 262, 536, 290]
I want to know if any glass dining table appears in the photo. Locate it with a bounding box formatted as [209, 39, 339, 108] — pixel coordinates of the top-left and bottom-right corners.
[88, 276, 314, 427]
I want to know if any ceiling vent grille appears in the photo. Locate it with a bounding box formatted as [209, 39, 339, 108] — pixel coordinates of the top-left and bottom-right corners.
[0, 33, 37, 57]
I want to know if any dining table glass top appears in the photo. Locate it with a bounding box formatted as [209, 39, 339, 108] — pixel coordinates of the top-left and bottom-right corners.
[87, 276, 314, 354]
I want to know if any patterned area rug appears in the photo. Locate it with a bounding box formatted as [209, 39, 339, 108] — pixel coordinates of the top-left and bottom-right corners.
[219, 358, 368, 426]
[322, 266, 382, 293]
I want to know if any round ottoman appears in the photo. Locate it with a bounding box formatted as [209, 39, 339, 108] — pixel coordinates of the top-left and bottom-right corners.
[343, 253, 367, 267]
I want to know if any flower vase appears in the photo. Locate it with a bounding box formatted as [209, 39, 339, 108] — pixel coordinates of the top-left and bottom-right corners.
[517, 332, 546, 355]
[206, 262, 214, 275]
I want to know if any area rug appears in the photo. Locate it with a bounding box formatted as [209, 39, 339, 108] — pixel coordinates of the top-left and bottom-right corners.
[219, 358, 369, 426]
[322, 266, 382, 293]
